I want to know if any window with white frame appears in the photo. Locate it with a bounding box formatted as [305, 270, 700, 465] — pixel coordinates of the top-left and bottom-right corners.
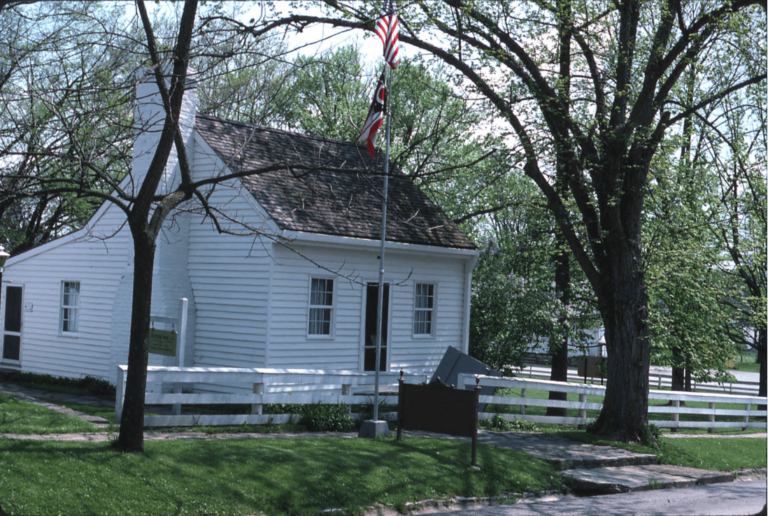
[60, 281, 80, 333]
[413, 283, 435, 335]
[308, 278, 334, 336]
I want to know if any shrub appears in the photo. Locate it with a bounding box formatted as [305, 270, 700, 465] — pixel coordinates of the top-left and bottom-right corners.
[0, 371, 115, 398]
[298, 403, 355, 432]
[357, 401, 394, 421]
[643, 423, 662, 448]
[479, 413, 539, 432]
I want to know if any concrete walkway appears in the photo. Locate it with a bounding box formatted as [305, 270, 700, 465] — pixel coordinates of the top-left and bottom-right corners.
[406, 430, 763, 495]
[0, 382, 113, 426]
[1, 381, 765, 498]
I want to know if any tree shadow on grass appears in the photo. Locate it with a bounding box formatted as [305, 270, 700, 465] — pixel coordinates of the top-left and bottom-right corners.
[0, 436, 563, 516]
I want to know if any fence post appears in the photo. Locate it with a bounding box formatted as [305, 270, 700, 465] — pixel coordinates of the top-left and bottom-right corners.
[671, 399, 680, 433]
[171, 366, 182, 416]
[579, 393, 587, 422]
[252, 382, 264, 415]
[115, 366, 125, 424]
[657, 375, 662, 389]
[743, 403, 751, 431]
[708, 402, 715, 434]
[342, 384, 352, 414]
[520, 388, 526, 416]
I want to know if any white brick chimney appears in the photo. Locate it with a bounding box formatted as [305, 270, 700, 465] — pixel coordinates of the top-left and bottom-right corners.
[132, 64, 198, 196]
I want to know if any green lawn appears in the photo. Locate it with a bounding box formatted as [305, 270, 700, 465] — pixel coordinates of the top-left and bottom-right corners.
[659, 438, 767, 471]
[0, 437, 564, 516]
[54, 400, 116, 422]
[0, 394, 98, 434]
[732, 354, 761, 373]
[557, 431, 767, 472]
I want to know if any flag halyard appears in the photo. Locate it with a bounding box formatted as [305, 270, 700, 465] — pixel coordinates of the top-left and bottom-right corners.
[359, 71, 387, 159]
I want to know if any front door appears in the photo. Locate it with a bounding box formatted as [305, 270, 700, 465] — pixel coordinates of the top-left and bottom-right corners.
[2, 285, 23, 361]
[364, 283, 389, 371]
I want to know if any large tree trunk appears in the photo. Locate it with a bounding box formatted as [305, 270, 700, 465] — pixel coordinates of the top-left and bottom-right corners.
[548, 239, 570, 417]
[671, 365, 685, 392]
[671, 347, 685, 391]
[589, 240, 651, 443]
[116, 232, 156, 452]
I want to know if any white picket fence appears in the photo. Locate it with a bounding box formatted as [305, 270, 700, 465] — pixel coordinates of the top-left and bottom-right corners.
[115, 365, 428, 427]
[458, 374, 767, 431]
[517, 365, 760, 396]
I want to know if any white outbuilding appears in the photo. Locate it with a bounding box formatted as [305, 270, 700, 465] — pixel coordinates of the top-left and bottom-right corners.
[0, 71, 478, 385]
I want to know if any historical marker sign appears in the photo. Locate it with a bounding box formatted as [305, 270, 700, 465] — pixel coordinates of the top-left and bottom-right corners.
[148, 329, 177, 357]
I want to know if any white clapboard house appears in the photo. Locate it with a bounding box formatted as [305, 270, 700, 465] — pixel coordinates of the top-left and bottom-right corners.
[0, 70, 478, 385]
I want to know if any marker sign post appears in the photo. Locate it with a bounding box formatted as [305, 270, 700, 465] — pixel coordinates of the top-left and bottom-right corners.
[149, 298, 189, 415]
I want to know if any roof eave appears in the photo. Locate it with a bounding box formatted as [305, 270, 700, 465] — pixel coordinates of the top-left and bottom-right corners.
[280, 230, 479, 258]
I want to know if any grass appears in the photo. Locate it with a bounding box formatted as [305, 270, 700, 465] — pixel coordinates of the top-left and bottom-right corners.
[557, 431, 767, 471]
[54, 400, 116, 422]
[660, 438, 768, 471]
[0, 394, 98, 434]
[732, 353, 761, 373]
[0, 437, 564, 516]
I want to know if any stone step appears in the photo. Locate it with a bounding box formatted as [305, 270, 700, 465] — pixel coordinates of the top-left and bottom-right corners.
[562, 464, 735, 495]
[544, 450, 658, 470]
[476, 431, 658, 470]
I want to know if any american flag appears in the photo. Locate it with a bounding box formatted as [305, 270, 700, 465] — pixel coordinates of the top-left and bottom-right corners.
[374, 0, 399, 69]
[359, 71, 387, 159]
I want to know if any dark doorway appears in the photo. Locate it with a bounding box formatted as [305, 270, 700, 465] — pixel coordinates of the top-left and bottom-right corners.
[364, 283, 389, 371]
[3, 286, 22, 361]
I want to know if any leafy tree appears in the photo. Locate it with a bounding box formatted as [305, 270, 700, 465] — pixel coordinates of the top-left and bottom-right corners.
[703, 82, 767, 398]
[469, 175, 600, 375]
[260, 0, 767, 441]
[643, 77, 733, 390]
[0, 2, 134, 252]
[277, 45, 369, 141]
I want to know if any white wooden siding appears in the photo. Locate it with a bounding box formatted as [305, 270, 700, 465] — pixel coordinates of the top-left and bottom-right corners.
[267, 243, 468, 375]
[1, 202, 133, 383]
[186, 133, 275, 371]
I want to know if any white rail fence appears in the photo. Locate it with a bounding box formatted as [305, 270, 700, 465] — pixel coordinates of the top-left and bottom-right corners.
[517, 365, 760, 396]
[458, 374, 767, 431]
[115, 365, 428, 427]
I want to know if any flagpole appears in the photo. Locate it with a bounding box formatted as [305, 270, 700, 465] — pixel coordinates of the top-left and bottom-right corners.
[373, 63, 392, 422]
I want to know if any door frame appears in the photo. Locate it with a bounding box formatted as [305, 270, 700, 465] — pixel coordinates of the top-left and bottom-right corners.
[1, 283, 24, 365]
[359, 281, 392, 372]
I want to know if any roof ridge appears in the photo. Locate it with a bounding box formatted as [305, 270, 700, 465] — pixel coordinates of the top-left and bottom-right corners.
[195, 113, 370, 151]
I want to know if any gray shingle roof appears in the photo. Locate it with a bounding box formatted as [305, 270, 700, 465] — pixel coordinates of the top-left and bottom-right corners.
[195, 115, 476, 250]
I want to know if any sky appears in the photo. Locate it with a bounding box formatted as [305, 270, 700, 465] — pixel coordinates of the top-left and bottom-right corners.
[133, 1, 415, 72]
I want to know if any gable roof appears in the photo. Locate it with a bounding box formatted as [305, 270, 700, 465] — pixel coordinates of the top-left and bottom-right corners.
[195, 114, 476, 250]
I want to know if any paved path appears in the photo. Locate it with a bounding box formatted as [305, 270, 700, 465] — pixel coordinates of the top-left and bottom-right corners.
[422, 481, 768, 516]
[475, 431, 657, 469]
